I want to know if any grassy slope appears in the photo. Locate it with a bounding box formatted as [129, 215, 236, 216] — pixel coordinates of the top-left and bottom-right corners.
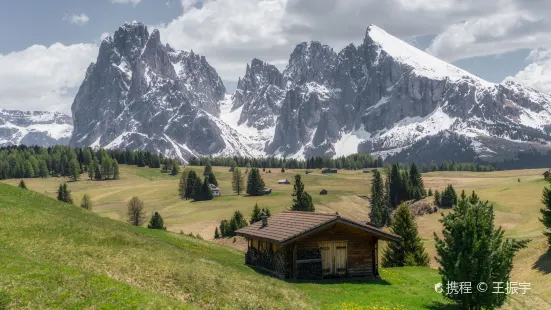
[0, 183, 452, 309]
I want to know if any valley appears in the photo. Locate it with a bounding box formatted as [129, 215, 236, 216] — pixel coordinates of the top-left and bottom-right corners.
[2, 165, 550, 309]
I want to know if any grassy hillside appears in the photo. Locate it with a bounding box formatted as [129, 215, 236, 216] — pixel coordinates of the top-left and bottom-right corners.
[0, 183, 453, 309]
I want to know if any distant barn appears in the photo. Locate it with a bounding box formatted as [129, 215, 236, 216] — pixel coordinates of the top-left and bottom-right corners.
[363, 169, 371, 173]
[278, 179, 291, 184]
[544, 170, 551, 180]
[320, 189, 328, 195]
[322, 168, 338, 174]
[236, 211, 400, 280]
[263, 187, 272, 195]
[208, 184, 221, 196]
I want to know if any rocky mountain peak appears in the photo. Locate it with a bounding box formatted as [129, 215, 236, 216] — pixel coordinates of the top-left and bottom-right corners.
[284, 41, 337, 86]
[113, 21, 149, 67]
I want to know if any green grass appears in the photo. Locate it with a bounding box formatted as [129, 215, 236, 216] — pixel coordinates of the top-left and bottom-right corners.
[0, 183, 454, 309]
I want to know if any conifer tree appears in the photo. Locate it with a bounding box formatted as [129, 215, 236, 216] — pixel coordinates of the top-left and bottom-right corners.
[409, 163, 425, 200]
[382, 204, 429, 267]
[178, 169, 189, 199]
[93, 159, 102, 180]
[250, 203, 262, 224]
[440, 184, 458, 208]
[38, 160, 49, 178]
[370, 170, 389, 227]
[434, 189, 441, 207]
[88, 160, 95, 180]
[291, 174, 314, 211]
[127, 196, 146, 226]
[207, 172, 218, 186]
[69, 158, 80, 181]
[228, 210, 248, 236]
[57, 184, 64, 202]
[184, 170, 199, 200]
[232, 167, 245, 195]
[18, 179, 27, 189]
[389, 164, 402, 207]
[57, 183, 73, 204]
[434, 193, 528, 309]
[147, 212, 166, 230]
[170, 160, 180, 176]
[214, 227, 220, 239]
[203, 163, 213, 176]
[101, 157, 113, 179]
[192, 176, 203, 201]
[219, 219, 230, 237]
[541, 179, 551, 245]
[199, 178, 214, 201]
[428, 188, 433, 196]
[112, 160, 120, 179]
[246, 168, 265, 196]
[80, 193, 92, 211]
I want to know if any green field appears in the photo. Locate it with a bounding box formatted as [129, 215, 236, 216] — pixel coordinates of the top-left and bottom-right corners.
[1, 166, 551, 309]
[0, 183, 452, 309]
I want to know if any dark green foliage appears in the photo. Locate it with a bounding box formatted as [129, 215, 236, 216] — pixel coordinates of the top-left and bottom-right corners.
[388, 163, 426, 207]
[409, 163, 425, 200]
[178, 169, 189, 199]
[219, 211, 249, 237]
[203, 163, 213, 176]
[57, 183, 73, 204]
[184, 170, 199, 200]
[382, 204, 430, 268]
[38, 159, 49, 178]
[207, 172, 218, 186]
[80, 193, 92, 211]
[434, 193, 529, 309]
[18, 179, 27, 189]
[147, 212, 166, 230]
[246, 168, 265, 196]
[192, 177, 202, 201]
[112, 160, 120, 179]
[369, 170, 390, 227]
[232, 167, 245, 195]
[214, 227, 220, 239]
[389, 164, 402, 207]
[428, 188, 433, 196]
[440, 184, 458, 208]
[170, 161, 180, 176]
[541, 179, 551, 245]
[250, 203, 272, 224]
[127, 196, 146, 226]
[434, 190, 441, 207]
[69, 158, 80, 181]
[291, 174, 314, 211]
[197, 178, 214, 201]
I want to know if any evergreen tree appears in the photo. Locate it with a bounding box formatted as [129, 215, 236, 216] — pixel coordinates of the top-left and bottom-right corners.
[428, 188, 433, 196]
[170, 160, 180, 176]
[469, 190, 480, 204]
[38, 159, 49, 178]
[203, 163, 213, 176]
[82, 148, 92, 167]
[93, 159, 102, 180]
[57, 184, 64, 202]
[291, 174, 315, 211]
[440, 184, 458, 208]
[434, 189, 441, 207]
[229, 160, 237, 172]
[69, 158, 80, 181]
[192, 176, 203, 201]
[112, 160, 120, 179]
[232, 167, 245, 195]
[389, 163, 402, 207]
[80, 193, 92, 211]
[246, 168, 265, 196]
[88, 160, 95, 180]
[18, 179, 27, 189]
[409, 163, 425, 200]
[127, 196, 146, 226]
[434, 193, 528, 309]
[370, 170, 389, 227]
[207, 172, 218, 186]
[197, 178, 213, 201]
[214, 227, 220, 239]
[178, 169, 189, 199]
[101, 157, 113, 180]
[541, 179, 551, 245]
[228, 210, 248, 236]
[382, 204, 430, 267]
[250, 203, 262, 224]
[184, 170, 199, 200]
[147, 212, 166, 230]
[219, 219, 230, 237]
[57, 183, 73, 204]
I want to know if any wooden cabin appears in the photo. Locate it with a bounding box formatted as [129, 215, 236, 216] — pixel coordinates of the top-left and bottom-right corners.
[320, 189, 328, 195]
[236, 211, 400, 280]
[544, 170, 551, 180]
[322, 168, 338, 174]
[263, 187, 272, 195]
[363, 169, 371, 173]
[278, 179, 291, 184]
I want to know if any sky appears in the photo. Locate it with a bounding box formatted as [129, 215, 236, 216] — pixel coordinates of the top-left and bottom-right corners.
[1, 0, 551, 114]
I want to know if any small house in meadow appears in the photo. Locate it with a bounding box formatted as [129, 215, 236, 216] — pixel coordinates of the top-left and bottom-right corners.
[363, 169, 371, 173]
[320, 189, 328, 195]
[322, 168, 338, 174]
[236, 211, 400, 280]
[278, 179, 291, 184]
[263, 187, 272, 195]
[208, 184, 221, 196]
[544, 170, 551, 180]
[305, 170, 312, 174]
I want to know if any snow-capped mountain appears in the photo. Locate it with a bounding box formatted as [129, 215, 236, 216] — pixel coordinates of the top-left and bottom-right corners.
[70, 22, 551, 163]
[0, 109, 72, 147]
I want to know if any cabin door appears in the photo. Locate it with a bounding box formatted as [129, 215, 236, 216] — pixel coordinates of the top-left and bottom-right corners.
[319, 241, 348, 276]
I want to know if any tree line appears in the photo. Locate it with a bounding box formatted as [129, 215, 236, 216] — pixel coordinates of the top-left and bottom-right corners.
[420, 161, 496, 172]
[0, 145, 178, 181]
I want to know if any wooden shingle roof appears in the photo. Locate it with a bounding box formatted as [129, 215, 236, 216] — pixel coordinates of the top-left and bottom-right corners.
[235, 211, 400, 244]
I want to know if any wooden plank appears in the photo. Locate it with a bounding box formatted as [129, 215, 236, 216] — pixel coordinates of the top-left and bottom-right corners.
[292, 243, 297, 279]
[296, 258, 322, 264]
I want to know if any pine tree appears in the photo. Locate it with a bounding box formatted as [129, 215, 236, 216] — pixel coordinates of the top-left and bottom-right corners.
[199, 178, 214, 201]
[192, 176, 203, 201]
[409, 163, 425, 200]
[88, 160, 95, 180]
[291, 174, 315, 211]
[246, 168, 265, 196]
[127, 196, 146, 226]
[57, 184, 64, 202]
[184, 170, 199, 200]
[434, 189, 441, 207]
[207, 172, 218, 186]
[434, 193, 528, 309]
[203, 163, 213, 176]
[440, 184, 458, 208]
[93, 159, 102, 180]
[112, 160, 120, 179]
[80, 193, 92, 211]
[170, 161, 180, 176]
[219, 219, 230, 237]
[232, 167, 245, 195]
[38, 159, 49, 178]
[370, 170, 389, 227]
[147, 212, 166, 230]
[18, 179, 27, 189]
[541, 179, 551, 245]
[178, 169, 189, 199]
[428, 188, 433, 196]
[214, 227, 220, 239]
[382, 204, 429, 267]
[228, 210, 248, 236]
[68, 158, 79, 181]
[250, 203, 262, 224]
[389, 164, 402, 207]
[58, 183, 73, 204]
[101, 157, 113, 180]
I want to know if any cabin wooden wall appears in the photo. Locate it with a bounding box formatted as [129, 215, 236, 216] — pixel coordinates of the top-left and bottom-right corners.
[295, 222, 375, 275]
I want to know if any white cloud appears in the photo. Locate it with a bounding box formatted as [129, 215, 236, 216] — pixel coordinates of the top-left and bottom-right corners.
[63, 13, 90, 26]
[0, 43, 97, 113]
[111, 0, 141, 5]
[506, 49, 551, 93]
